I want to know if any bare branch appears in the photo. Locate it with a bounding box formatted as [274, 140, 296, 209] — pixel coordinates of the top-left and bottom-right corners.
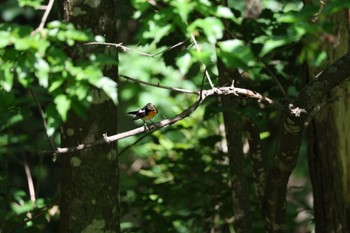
[263, 51, 350, 232]
[29, 89, 58, 153]
[260, 60, 290, 101]
[56, 95, 203, 154]
[189, 33, 215, 89]
[85, 40, 187, 57]
[32, 0, 55, 35]
[119, 130, 155, 156]
[53, 85, 279, 155]
[23, 157, 36, 203]
[297, 52, 350, 112]
[120, 74, 199, 95]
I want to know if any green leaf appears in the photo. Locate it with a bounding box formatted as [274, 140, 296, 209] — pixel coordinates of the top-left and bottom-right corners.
[94, 35, 105, 42]
[260, 131, 270, 139]
[69, 83, 89, 100]
[14, 38, 31, 50]
[215, 6, 234, 18]
[217, 39, 255, 70]
[16, 66, 32, 87]
[189, 17, 224, 44]
[0, 62, 14, 91]
[277, 11, 300, 23]
[34, 56, 50, 88]
[0, 111, 24, 131]
[176, 53, 192, 75]
[143, 20, 172, 44]
[18, 0, 44, 8]
[93, 77, 118, 105]
[170, 0, 196, 22]
[257, 36, 291, 57]
[0, 31, 11, 48]
[79, 65, 102, 81]
[48, 79, 64, 93]
[54, 94, 71, 121]
[47, 21, 92, 44]
[314, 51, 327, 66]
[323, 1, 350, 14]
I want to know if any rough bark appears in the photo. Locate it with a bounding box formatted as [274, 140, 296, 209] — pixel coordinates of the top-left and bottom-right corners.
[58, 0, 120, 232]
[262, 48, 350, 233]
[217, 63, 253, 233]
[244, 119, 265, 210]
[307, 8, 350, 233]
[216, 2, 253, 231]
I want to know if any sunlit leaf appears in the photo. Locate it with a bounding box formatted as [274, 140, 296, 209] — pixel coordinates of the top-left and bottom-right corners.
[217, 39, 255, 70]
[18, 0, 44, 8]
[93, 76, 118, 105]
[0, 111, 24, 131]
[54, 94, 71, 121]
[215, 6, 234, 18]
[0, 31, 11, 48]
[34, 56, 50, 88]
[258, 36, 291, 57]
[188, 17, 224, 44]
[48, 79, 64, 92]
[0, 62, 14, 91]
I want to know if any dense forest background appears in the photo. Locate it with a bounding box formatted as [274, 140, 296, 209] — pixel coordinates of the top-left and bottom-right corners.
[1, 0, 350, 232]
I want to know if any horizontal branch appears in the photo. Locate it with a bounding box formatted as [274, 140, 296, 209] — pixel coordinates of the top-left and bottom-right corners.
[85, 40, 187, 57]
[56, 96, 203, 154]
[297, 51, 350, 112]
[120, 75, 199, 95]
[54, 84, 277, 155]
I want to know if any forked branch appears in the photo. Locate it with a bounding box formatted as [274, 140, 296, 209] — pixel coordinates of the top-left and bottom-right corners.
[54, 81, 278, 155]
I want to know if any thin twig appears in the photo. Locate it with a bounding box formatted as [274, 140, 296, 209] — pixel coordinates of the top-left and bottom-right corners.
[119, 130, 155, 156]
[199, 69, 207, 100]
[23, 157, 36, 203]
[260, 60, 290, 101]
[120, 74, 199, 95]
[152, 40, 188, 56]
[5, 203, 57, 233]
[29, 89, 58, 153]
[85, 40, 187, 57]
[31, 0, 55, 35]
[189, 33, 215, 88]
[52, 85, 281, 155]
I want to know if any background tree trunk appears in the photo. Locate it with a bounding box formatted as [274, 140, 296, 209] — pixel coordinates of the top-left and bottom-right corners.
[307, 8, 350, 233]
[58, 1, 120, 232]
[217, 61, 253, 233]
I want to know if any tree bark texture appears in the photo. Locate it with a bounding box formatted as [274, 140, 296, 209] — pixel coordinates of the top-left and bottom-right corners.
[58, 0, 120, 232]
[307, 8, 350, 233]
[262, 50, 350, 233]
[217, 62, 253, 233]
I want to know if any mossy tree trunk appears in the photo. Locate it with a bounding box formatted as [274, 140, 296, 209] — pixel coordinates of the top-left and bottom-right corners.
[307, 8, 350, 233]
[58, 1, 120, 232]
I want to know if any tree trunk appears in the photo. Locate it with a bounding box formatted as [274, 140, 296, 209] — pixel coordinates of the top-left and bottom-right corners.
[58, 1, 120, 232]
[217, 63, 252, 233]
[307, 8, 350, 233]
[216, 2, 254, 232]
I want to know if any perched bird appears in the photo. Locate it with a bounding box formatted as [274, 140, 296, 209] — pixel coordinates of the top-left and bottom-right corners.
[127, 103, 158, 125]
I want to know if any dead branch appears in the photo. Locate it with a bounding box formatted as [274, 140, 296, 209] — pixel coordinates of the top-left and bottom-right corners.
[52, 83, 278, 155]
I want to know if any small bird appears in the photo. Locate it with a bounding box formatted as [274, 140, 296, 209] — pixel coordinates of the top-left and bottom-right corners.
[127, 103, 158, 126]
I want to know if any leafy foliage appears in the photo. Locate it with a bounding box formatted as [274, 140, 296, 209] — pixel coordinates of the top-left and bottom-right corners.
[0, 0, 349, 232]
[0, 1, 117, 231]
[118, 0, 348, 232]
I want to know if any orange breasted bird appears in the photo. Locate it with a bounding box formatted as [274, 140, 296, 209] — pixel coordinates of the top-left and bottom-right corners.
[127, 103, 158, 124]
